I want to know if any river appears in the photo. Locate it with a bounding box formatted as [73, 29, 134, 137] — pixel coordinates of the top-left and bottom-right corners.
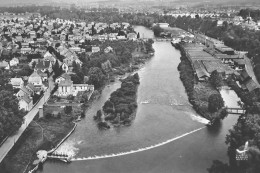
[38, 26, 240, 173]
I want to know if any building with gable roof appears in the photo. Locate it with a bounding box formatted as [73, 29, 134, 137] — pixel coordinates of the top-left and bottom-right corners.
[16, 86, 33, 98]
[55, 73, 71, 84]
[28, 71, 43, 87]
[18, 94, 33, 111]
[56, 77, 94, 97]
[10, 78, 24, 88]
[34, 60, 52, 73]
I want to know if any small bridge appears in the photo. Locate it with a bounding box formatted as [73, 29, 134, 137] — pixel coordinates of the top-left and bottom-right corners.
[142, 38, 171, 42]
[226, 108, 245, 114]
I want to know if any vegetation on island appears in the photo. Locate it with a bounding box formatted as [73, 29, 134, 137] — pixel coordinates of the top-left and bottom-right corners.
[95, 73, 140, 129]
[177, 54, 227, 122]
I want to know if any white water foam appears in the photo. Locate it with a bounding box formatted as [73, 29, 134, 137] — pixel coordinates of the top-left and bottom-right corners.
[71, 127, 205, 161]
[189, 113, 210, 125]
[55, 140, 79, 157]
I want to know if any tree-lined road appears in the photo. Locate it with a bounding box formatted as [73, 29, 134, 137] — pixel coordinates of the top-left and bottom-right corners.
[0, 77, 54, 163]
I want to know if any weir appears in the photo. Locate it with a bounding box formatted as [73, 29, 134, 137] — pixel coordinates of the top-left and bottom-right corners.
[71, 127, 205, 161]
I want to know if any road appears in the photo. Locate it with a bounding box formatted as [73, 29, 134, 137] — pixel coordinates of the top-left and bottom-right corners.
[244, 56, 260, 86]
[0, 76, 54, 163]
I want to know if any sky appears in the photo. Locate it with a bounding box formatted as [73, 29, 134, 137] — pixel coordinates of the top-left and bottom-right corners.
[0, 0, 257, 6]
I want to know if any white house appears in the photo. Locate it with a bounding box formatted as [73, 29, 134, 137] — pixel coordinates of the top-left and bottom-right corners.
[0, 61, 10, 70]
[20, 47, 32, 54]
[92, 46, 100, 53]
[18, 94, 33, 111]
[158, 23, 169, 28]
[10, 57, 19, 66]
[10, 78, 24, 89]
[56, 78, 94, 97]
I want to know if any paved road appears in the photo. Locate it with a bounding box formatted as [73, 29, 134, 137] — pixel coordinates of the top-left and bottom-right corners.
[244, 56, 260, 86]
[0, 77, 54, 163]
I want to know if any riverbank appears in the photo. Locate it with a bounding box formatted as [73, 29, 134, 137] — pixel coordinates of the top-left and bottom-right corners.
[0, 113, 75, 173]
[177, 49, 227, 122]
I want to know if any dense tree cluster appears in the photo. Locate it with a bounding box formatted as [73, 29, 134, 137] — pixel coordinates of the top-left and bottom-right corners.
[238, 9, 260, 21]
[0, 70, 24, 141]
[101, 73, 139, 126]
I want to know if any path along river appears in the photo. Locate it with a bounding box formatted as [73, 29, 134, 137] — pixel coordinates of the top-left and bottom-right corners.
[39, 26, 241, 173]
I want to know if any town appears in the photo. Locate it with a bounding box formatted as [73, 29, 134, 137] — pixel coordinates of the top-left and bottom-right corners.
[0, 1, 260, 173]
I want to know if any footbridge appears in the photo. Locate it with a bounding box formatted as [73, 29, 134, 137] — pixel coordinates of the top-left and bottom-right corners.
[226, 108, 245, 114]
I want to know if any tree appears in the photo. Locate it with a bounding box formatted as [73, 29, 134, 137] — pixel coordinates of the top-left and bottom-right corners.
[209, 70, 223, 88]
[64, 106, 72, 114]
[0, 90, 24, 139]
[88, 67, 105, 88]
[208, 94, 224, 112]
[70, 74, 82, 84]
[207, 160, 229, 173]
[137, 32, 140, 39]
[67, 95, 74, 101]
[153, 25, 163, 37]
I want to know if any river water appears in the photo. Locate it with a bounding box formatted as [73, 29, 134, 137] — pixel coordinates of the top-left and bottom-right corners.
[39, 26, 240, 173]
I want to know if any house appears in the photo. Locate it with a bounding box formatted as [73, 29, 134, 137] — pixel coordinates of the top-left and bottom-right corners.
[92, 46, 100, 53]
[193, 60, 210, 82]
[20, 47, 32, 54]
[34, 60, 52, 73]
[10, 78, 24, 89]
[117, 35, 127, 40]
[157, 23, 169, 28]
[43, 51, 56, 64]
[56, 78, 94, 97]
[234, 59, 245, 70]
[55, 73, 71, 84]
[239, 69, 259, 92]
[57, 78, 73, 96]
[0, 61, 10, 70]
[28, 71, 43, 87]
[16, 86, 33, 98]
[26, 83, 38, 95]
[217, 20, 224, 26]
[104, 46, 113, 53]
[21, 42, 29, 48]
[36, 70, 48, 81]
[127, 33, 137, 40]
[10, 57, 19, 66]
[18, 94, 33, 111]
